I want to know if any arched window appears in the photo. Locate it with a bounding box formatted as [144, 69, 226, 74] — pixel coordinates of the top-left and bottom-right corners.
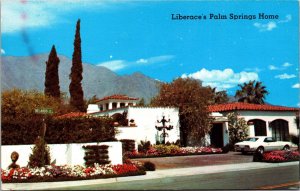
[249, 119, 267, 136]
[270, 119, 289, 141]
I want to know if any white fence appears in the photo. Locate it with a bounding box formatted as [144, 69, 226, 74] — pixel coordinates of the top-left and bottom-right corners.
[1, 142, 122, 169]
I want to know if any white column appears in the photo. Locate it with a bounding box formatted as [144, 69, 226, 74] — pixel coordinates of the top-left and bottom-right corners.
[125, 102, 129, 106]
[224, 122, 229, 146]
[266, 121, 272, 137]
[117, 102, 121, 108]
[249, 125, 255, 137]
[108, 102, 113, 110]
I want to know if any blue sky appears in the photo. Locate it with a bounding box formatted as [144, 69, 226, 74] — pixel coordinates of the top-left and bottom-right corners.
[1, 0, 299, 107]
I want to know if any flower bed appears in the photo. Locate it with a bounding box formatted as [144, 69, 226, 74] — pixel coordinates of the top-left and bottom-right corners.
[1, 163, 145, 183]
[126, 145, 223, 159]
[262, 150, 300, 163]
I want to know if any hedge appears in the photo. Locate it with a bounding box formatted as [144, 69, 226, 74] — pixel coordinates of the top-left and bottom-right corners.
[1, 117, 116, 145]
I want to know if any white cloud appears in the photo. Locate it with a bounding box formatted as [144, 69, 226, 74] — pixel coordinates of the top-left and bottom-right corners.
[1, 49, 5, 54]
[136, 55, 174, 65]
[269, 62, 294, 71]
[292, 83, 300, 88]
[145, 55, 174, 64]
[254, 14, 292, 32]
[1, 1, 115, 33]
[98, 55, 174, 71]
[181, 68, 259, 90]
[278, 14, 292, 23]
[244, 67, 262, 73]
[98, 60, 127, 71]
[275, 73, 296, 79]
[269, 65, 279, 70]
[254, 22, 277, 32]
[282, 62, 292, 67]
[136, 59, 148, 64]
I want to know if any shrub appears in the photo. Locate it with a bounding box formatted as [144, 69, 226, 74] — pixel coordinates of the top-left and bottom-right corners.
[120, 139, 135, 152]
[82, 145, 110, 167]
[153, 144, 181, 155]
[28, 137, 51, 168]
[290, 134, 299, 149]
[2, 116, 116, 145]
[221, 144, 230, 153]
[143, 161, 156, 171]
[138, 140, 151, 153]
[2, 117, 43, 145]
[253, 150, 263, 162]
[46, 117, 116, 144]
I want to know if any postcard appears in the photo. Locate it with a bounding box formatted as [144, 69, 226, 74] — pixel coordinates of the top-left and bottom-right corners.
[1, 0, 299, 190]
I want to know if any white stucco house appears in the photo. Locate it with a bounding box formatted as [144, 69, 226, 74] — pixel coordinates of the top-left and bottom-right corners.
[87, 95, 181, 145]
[208, 102, 299, 146]
[86, 95, 298, 148]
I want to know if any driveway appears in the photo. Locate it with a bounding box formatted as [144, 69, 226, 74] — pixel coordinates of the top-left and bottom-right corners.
[132, 151, 253, 169]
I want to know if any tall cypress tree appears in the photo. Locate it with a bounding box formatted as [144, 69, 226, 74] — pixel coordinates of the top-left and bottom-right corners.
[69, 19, 85, 111]
[44, 45, 60, 98]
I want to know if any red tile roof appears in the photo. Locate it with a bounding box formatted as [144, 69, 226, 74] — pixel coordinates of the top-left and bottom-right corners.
[96, 94, 139, 102]
[55, 112, 87, 119]
[208, 102, 299, 112]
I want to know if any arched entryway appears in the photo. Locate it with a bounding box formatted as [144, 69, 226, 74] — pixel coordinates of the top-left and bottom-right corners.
[270, 119, 289, 141]
[249, 119, 267, 136]
[209, 123, 224, 147]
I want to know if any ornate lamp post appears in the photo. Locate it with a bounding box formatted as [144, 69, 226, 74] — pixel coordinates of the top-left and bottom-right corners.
[155, 116, 173, 144]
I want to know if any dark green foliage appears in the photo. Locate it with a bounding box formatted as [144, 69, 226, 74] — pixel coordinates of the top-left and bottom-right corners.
[253, 150, 263, 162]
[2, 116, 43, 145]
[235, 80, 269, 104]
[174, 139, 181, 146]
[87, 95, 99, 105]
[69, 19, 85, 112]
[120, 139, 135, 152]
[45, 45, 60, 98]
[208, 87, 229, 104]
[143, 161, 156, 171]
[45, 117, 116, 144]
[137, 98, 146, 106]
[295, 116, 299, 129]
[83, 145, 110, 166]
[221, 144, 230, 153]
[112, 111, 128, 126]
[2, 117, 116, 145]
[290, 134, 299, 149]
[28, 137, 51, 168]
[138, 140, 151, 153]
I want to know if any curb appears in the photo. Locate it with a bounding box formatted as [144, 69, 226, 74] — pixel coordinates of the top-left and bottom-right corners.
[2, 161, 299, 190]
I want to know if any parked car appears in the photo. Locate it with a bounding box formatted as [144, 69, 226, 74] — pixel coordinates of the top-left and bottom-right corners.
[234, 136, 297, 154]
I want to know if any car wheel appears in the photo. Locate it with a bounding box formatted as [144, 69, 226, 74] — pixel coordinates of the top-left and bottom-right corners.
[283, 145, 290, 151]
[256, 147, 264, 154]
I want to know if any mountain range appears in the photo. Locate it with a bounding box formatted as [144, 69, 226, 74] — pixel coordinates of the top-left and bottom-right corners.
[1, 54, 161, 103]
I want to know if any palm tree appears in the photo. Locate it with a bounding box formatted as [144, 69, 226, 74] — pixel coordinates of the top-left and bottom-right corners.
[235, 80, 269, 104]
[209, 87, 229, 104]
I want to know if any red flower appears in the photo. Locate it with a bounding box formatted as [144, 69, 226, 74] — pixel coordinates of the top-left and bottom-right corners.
[112, 164, 138, 175]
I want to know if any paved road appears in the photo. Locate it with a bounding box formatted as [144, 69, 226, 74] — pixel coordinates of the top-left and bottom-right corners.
[53, 164, 299, 190]
[132, 151, 253, 169]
